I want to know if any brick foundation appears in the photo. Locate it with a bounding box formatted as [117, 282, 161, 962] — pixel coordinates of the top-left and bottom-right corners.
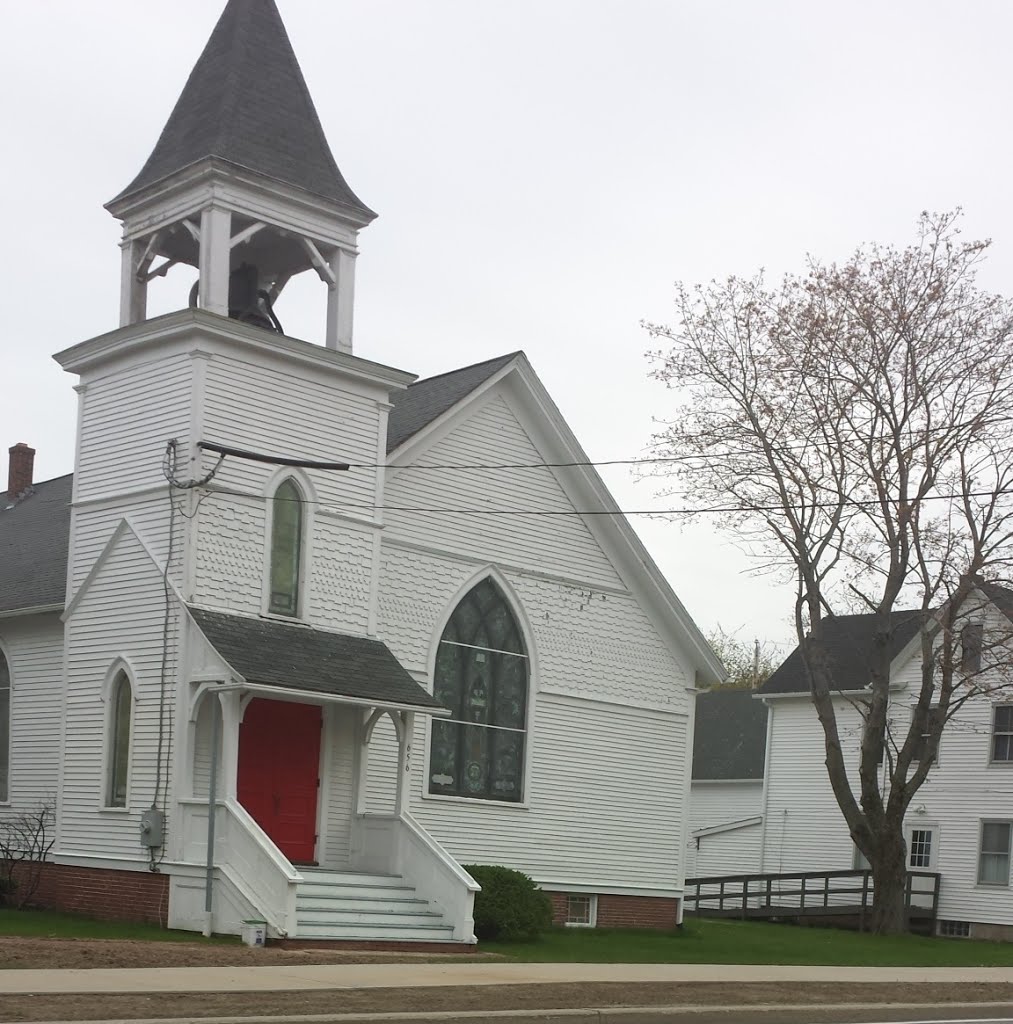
[18, 863, 169, 927]
[546, 890, 680, 931]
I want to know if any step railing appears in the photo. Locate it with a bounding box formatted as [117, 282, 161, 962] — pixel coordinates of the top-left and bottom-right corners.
[349, 811, 479, 943]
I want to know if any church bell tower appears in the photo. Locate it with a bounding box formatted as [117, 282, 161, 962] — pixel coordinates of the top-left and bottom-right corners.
[106, 0, 374, 354]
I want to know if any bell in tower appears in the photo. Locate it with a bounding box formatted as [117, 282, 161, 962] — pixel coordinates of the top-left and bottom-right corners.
[105, 0, 375, 354]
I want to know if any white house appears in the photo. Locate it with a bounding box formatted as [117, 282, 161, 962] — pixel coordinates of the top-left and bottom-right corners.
[686, 689, 767, 879]
[0, 0, 722, 944]
[756, 587, 1013, 941]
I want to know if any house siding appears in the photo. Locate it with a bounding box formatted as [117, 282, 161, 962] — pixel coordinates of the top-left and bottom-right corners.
[0, 613, 64, 816]
[686, 780, 763, 878]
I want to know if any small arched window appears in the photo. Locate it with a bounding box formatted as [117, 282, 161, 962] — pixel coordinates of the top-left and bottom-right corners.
[108, 671, 132, 808]
[0, 647, 10, 802]
[429, 579, 528, 802]
[269, 478, 303, 616]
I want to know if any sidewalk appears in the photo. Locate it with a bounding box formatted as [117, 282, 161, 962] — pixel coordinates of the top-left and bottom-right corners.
[2, 962, 1013, 994]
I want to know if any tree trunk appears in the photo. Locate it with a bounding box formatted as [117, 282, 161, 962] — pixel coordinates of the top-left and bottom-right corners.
[870, 832, 909, 934]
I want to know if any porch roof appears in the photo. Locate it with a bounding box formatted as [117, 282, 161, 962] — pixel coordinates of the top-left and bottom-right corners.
[188, 606, 447, 713]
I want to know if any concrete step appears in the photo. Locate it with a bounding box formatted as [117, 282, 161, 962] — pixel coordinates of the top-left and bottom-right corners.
[298, 870, 403, 887]
[296, 895, 430, 913]
[297, 881, 417, 900]
[297, 908, 445, 927]
[295, 920, 456, 941]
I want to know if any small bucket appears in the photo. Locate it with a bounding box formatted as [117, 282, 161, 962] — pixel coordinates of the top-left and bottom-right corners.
[240, 919, 267, 947]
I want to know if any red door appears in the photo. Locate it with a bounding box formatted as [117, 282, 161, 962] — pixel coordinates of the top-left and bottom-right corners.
[237, 698, 322, 863]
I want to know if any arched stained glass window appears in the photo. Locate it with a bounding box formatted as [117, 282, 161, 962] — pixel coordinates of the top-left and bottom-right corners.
[429, 579, 528, 802]
[269, 478, 303, 616]
[108, 671, 132, 808]
[0, 648, 9, 803]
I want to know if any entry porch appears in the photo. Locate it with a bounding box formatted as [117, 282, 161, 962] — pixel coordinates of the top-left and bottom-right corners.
[169, 606, 479, 943]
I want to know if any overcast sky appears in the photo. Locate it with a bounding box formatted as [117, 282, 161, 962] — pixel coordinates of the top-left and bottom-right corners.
[3, 0, 1012, 655]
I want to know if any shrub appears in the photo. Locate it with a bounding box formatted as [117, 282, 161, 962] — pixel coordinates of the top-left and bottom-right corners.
[464, 864, 552, 942]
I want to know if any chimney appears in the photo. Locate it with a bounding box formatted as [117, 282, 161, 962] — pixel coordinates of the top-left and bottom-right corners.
[7, 443, 36, 498]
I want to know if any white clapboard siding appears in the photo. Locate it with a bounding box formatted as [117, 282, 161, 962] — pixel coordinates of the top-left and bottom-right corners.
[0, 613, 64, 816]
[378, 546, 692, 715]
[384, 394, 623, 591]
[320, 705, 357, 868]
[389, 696, 687, 891]
[59, 527, 182, 858]
[75, 353, 192, 502]
[686, 820, 763, 879]
[201, 354, 383, 509]
[363, 713, 399, 815]
[762, 698, 858, 875]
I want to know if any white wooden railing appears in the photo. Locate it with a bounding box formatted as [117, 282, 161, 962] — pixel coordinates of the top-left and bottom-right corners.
[178, 797, 302, 936]
[349, 811, 479, 943]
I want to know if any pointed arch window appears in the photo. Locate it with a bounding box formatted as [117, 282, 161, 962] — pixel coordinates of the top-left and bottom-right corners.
[0, 647, 9, 802]
[107, 671, 132, 808]
[429, 579, 528, 802]
[269, 478, 303, 616]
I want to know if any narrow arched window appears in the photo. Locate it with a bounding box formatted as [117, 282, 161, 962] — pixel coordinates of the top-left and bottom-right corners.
[269, 478, 303, 616]
[108, 671, 132, 808]
[429, 579, 528, 802]
[0, 648, 10, 802]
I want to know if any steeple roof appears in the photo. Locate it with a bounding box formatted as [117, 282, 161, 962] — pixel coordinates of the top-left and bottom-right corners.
[111, 0, 374, 217]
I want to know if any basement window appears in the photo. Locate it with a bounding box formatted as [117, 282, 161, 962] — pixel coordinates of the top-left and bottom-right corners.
[938, 919, 971, 938]
[565, 893, 597, 928]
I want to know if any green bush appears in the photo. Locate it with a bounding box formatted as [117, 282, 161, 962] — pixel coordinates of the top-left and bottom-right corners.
[465, 864, 552, 942]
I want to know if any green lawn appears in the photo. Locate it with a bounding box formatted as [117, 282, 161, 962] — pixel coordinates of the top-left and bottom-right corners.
[0, 908, 234, 943]
[484, 918, 1013, 966]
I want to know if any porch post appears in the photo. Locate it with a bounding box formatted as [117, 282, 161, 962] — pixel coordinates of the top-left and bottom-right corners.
[395, 711, 415, 816]
[219, 691, 242, 800]
[353, 708, 372, 815]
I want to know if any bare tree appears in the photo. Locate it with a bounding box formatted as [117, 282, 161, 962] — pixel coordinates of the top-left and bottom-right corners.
[0, 801, 55, 909]
[646, 211, 1013, 933]
[706, 627, 779, 689]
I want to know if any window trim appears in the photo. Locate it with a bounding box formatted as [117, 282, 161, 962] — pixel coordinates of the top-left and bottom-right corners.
[564, 892, 598, 928]
[906, 825, 937, 870]
[261, 469, 315, 621]
[0, 637, 12, 806]
[422, 569, 537, 809]
[102, 660, 138, 811]
[976, 819, 1012, 888]
[990, 704, 1013, 766]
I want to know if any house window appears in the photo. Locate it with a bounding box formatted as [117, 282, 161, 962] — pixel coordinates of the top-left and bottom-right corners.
[0, 648, 9, 802]
[991, 706, 1013, 763]
[938, 919, 971, 938]
[269, 478, 303, 616]
[977, 821, 1012, 886]
[911, 705, 944, 763]
[429, 578, 528, 802]
[565, 893, 597, 927]
[961, 622, 983, 674]
[107, 671, 132, 808]
[909, 829, 933, 868]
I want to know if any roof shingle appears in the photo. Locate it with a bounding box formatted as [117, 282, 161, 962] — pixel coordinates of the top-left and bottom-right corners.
[692, 689, 768, 780]
[111, 0, 373, 216]
[0, 476, 72, 614]
[188, 606, 446, 712]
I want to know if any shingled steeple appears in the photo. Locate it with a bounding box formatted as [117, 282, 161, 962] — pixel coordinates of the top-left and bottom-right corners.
[113, 0, 372, 216]
[106, 0, 373, 354]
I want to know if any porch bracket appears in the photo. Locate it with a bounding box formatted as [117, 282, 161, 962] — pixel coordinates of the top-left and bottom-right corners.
[299, 236, 336, 285]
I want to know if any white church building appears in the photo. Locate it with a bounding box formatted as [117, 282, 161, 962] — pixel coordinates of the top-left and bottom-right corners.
[0, 0, 721, 944]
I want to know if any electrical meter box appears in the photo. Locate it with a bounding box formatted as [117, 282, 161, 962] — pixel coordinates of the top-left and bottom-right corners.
[140, 808, 164, 848]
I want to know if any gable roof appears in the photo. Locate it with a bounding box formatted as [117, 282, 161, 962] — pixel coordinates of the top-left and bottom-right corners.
[111, 0, 373, 216]
[692, 689, 768, 780]
[188, 606, 446, 712]
[0, 475, 72, 615]
[758, 610, 929, 696]
[386, 352, 520, 453]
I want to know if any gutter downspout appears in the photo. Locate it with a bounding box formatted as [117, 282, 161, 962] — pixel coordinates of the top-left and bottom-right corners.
[757, 698, 774, 872]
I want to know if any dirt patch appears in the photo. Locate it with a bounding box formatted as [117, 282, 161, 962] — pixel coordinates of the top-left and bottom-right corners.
[1, 983, 1012, 1023]
[0, 936, 495, 970]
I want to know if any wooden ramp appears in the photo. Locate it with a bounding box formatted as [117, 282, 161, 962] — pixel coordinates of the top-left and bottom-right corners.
[684, 868, 940, 932]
